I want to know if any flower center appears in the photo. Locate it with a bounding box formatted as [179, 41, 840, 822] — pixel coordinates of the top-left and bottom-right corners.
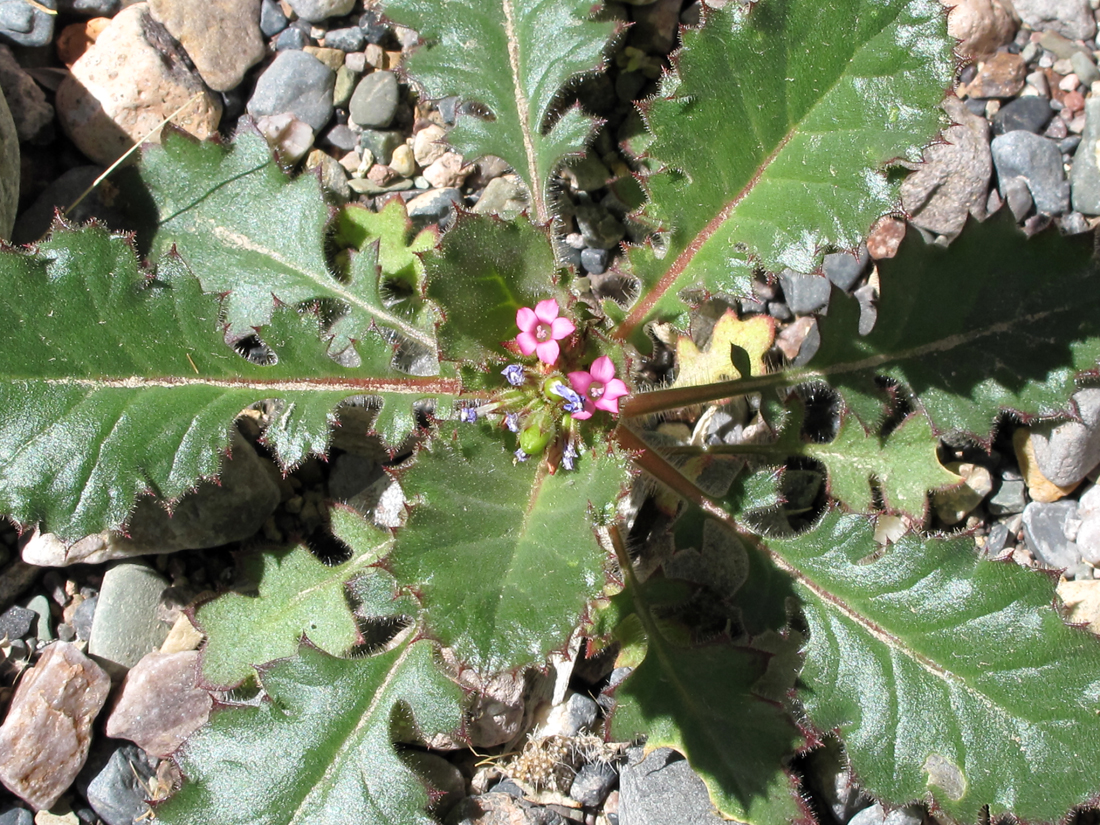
[535, 323, 552, 342]
[589, 381, 605, 400]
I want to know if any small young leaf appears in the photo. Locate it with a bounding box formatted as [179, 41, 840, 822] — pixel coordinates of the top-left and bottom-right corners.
[380, 0, 617, 222]
[616, 0, 953, 340]
[424, 212, 561, 364]
[389, 423, 630, 672]
[773, 510, 1100, 821]
[195, 512, 395, 687]
[158, 640, 462, 825]
[143, 129, 437, 356]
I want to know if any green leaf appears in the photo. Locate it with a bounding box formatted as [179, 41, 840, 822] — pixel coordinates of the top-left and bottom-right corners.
[424, 212, 562, 364]
[0, 224, 459, 539]
[142, 129, 437, 356]
[608, 560, 804, 825]
[158, 640, 463, 825]
[196, 511, 397, 687]
[380, 0, 616, 222]
[389, 423, 629, 672]
[773, 510, 1100, 821]
[615, 0, 953, 340]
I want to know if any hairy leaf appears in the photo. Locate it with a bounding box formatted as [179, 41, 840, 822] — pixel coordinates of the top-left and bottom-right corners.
[608, 559, 804, 825]
[195, 511, 398, 687]
[424, 212, 562, 364]
[774, 510, 1100, 821]
[615, 0, 952, 340]
[380, 0, 616, 222]
[143, 129, 437, 357]
[159, 640, 462, 825]
[0, 225, 458, 539]
[389, 423, 629, 672]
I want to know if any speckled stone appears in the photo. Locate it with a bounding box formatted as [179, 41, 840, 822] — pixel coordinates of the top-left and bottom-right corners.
[149, 0, 265, 92]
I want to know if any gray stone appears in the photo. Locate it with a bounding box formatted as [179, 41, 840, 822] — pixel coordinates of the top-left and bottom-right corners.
[985, 520, 1013, 557]
[1072, 98, 1100, 215]
[0, 45, 53, 142]
[0, 0, 55, 47]
[822, 245, 868, 292]
[1011, 0, 1095, 41]
[1071, 51, 1100, 87]
[0, 807, 32, 825]
[349, 71, 399, 129]
[446, 794, 545, 825]
[359, 127, 403, 165]
[1029, 388, 1100, 486]
[23, 431, 282, 566]
[325, 26, 365, 52]
[902, 96, 992, 236]
[324, 123, 358, 153]
[57, 0, 118, 13]
[992, 96, 1054, 136]
[988, 477, 1027, 516]
[564, 154, 611, 192]
[248, 50, 335, 132]
[88, 564, 170, 674]
[575, 202, 625, 249]
[259, 0, 287, 36]
[1074, 483, 1100, 564]
[991, 131, 1070, 216]
[149, 0, 266, 92]
[619, 748, 724, 825]
[1023, 500, 1085, 574]
[406, 187, 462, 228]
[25, 595, 53, 642]
[1003, 174, 1033, 221]
[0, 606, 33, 640]
[569, 761, 618, 807]
[581, 247, 609, 275]
[0, 643, 110, 811]
[287, 0, 354, 22]
[779, 269, 831, 315]
[275, 25, 306, 50]
[850, 803, 924, 825]
[471, 174, 529, 219]
[72, 596, 96, 642]
[537, 692, 599, 739]
[85, 744, 155, 825]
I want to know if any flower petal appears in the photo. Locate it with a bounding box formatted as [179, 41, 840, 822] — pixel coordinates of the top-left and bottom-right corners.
[594, 379, 629, 414]
[516, 331, 539, 355]
[535, 339, 560, 365]
[534, 298, 560, 324]
[570, 409, 593, 420]
[516, 306, 538, 332]
[567, 370, 594, 395]
[548, 317, 576, 340]
[590, 356, 616, 383]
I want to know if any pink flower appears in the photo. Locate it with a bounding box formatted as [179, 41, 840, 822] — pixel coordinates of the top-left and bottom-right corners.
[568, 356, 629, 417]
[515, 299, 575, 365]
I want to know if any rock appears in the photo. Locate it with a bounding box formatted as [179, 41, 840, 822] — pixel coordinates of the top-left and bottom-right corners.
[0, 606, 34, 640]
[25, 595, 53, 642]
[306, 148, 350, 200]
[286, 0, 354, 22]
[0, 83, 15, 240]
[1011, 0, 1095, 41]
[850, 803, 924, 825]
[247, 50, 335, 132]
[359, 127, 403, 165]
[619, 747, 724, 825]
[1057, 577, 1100, 632]
[1002, 174, 1033, 221]
[84, 745, 155, 825]
[1028, 389, 1100, 486]
[940, 0, 1019, 58]
[406, 187, 462, 228]
[106, 650, 211, 758]
[0, 807, 32, 825]
[159, 613, 203, 654]
[988, 475, 1027, 516]
[821, 245, 869, 292]
[413, 124, 448, 167]
[866, 215, 906, 259]
[564, 154, 611, 192]
[256, 112, 315, 164]
[1014, 426, 1078, 502]
[259, 0, 286, 36]
[1071, 51, 1100, 87]
[445, 793, 543, 825]
[0, 643, 110, 811]
[991, 131, 1070, 216]
[332, 64, 359, 108]
[574, 201, 625, 249]
[992, 96, 1054, 137]
[535, 692, 599, 739]
[23, 431, 281, 566]
[630, 0, 682, 54]
[275, 25, 306, 50]
[580, 247, 609, 274]
[423, 152, 469, 189]
[0, 45, 53, 141]
[349, 70, 399, 129]
[57, 0, 118, 13]
[933, 463, 993, 525]
[31, 811, 76, 825]
[1075, 483, 1100, 564]
[88, 564, 170, 674]
[389, 143, 416, 178]
[1071, 98, 1100, 215]
[569, 761, 618, 807]
[149, 0, 264, 92]
[472, 174, 529, 219]
[325, 26, 364, 52]
[778, 269, 831, 315]
[71, 597, 96, 642]
[0, 0, 55, 48]
[56, 4, 222, 166]
[967, 51, 1026, 99]
[303, 46, 344, 72]
[1023, 500, 1085, 574]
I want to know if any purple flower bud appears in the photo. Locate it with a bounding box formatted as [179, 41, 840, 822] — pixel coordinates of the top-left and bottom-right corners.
[550, 382, 587, 415]
[562, 441, 578, 471]
[514, 448, 529, 462]
[460, 406, 478, 423]
[505, 413, 520, 432]
[502, 364, 525, 386]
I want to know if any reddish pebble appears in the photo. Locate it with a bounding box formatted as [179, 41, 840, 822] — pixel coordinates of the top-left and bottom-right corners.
[866, 215, 907, 260]
[1064, 90, 1086, 114]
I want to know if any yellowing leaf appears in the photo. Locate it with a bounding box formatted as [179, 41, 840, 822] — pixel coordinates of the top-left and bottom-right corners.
[671, 310, 774, 391]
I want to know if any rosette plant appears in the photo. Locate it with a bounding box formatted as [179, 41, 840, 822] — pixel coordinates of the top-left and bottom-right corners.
[3, 0, 1100, 823]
